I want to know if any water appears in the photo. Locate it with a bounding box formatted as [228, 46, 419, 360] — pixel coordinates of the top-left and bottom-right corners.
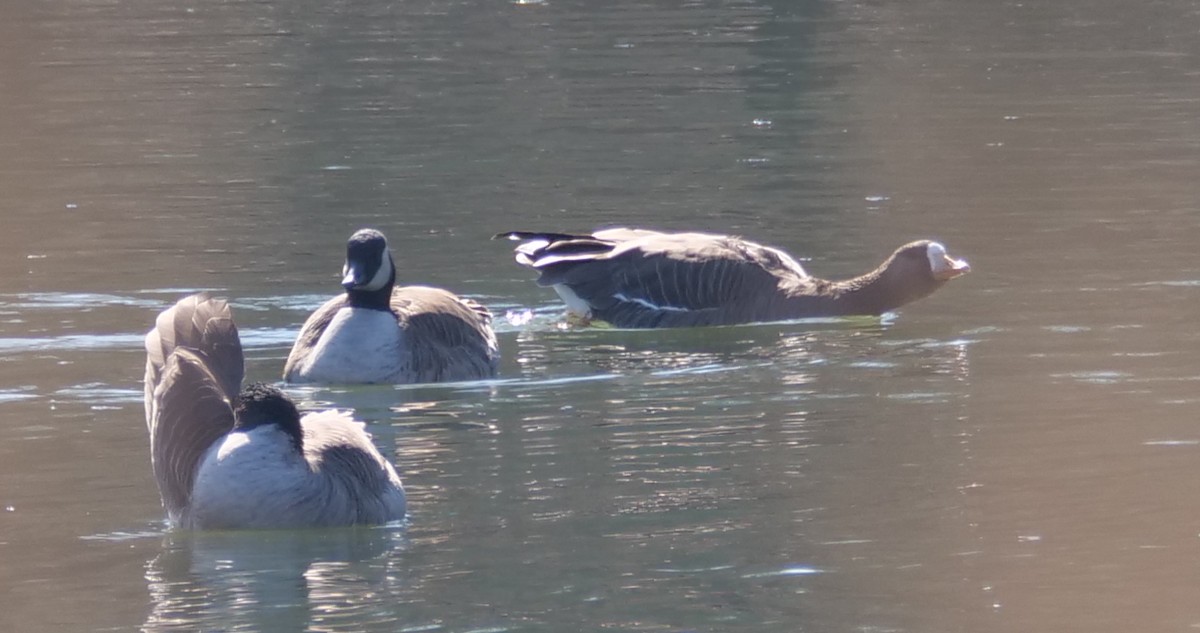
[2, 0, 1199, 631]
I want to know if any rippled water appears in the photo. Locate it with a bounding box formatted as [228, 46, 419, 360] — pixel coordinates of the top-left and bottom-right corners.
[2, 0, 1199, 631]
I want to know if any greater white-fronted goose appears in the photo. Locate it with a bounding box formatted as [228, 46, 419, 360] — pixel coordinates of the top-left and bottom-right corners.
[283, 228, 499, 384]
[143, 293, 407, 529]
[496, 228, 969, 328]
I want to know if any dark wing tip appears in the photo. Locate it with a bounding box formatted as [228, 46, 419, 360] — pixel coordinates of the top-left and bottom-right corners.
[494, 231, 551, 241]
[494, 230, 598, 243]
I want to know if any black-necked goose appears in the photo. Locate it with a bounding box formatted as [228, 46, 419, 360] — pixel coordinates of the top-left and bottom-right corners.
[496, 228, 970, 328]
[283, 228, 499, 384]
[143, 294, 407, 529]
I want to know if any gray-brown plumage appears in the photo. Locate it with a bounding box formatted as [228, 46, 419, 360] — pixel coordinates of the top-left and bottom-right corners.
[283, 228, 499, 384]
[144, 293, 406, 530]
[496, 228, 970, 328]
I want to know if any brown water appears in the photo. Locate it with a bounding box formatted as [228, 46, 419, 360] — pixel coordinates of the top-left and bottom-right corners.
[1, 0, 1199, 631]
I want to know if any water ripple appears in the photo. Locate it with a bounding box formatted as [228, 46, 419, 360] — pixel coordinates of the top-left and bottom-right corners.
[0, 333, 145, 353]
[0, 387, 39, 404]
[0, 292, 172, 310]
[54, 383, 143, 404]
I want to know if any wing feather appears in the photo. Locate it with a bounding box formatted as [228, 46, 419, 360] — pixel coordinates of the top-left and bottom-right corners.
[151, 350, 237, 521]
[392, 286, 499, 382]
[301, 411, 406, 525]
[143, 294, 243, 522]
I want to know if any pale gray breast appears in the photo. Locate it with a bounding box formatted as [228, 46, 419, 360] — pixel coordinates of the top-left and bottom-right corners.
[289, 307, 407, 384]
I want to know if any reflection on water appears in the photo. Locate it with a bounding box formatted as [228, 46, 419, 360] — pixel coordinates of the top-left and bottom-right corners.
[144, 529, 406, 632]
[1, 0, 1199, 631]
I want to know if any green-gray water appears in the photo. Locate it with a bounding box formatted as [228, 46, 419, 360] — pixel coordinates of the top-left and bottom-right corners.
[2, 1, 1198, 631]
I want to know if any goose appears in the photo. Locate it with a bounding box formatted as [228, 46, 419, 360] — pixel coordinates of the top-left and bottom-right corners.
[283, 228, 500, 384]
[143, 293, 407, 529]
[496, 228, 970, 328]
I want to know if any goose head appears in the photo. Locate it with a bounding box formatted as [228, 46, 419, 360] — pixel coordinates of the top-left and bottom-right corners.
[924, 241, 971, 281]
[879, 239, 969, 301]
[874, 240, 970, 286]
[233, 382, 304, 451]
[341, 229, 395, 293]
[830, 240, 970, 315]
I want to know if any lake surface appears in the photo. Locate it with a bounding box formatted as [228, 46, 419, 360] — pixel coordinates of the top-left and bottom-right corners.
[2, 0, 1199, 631]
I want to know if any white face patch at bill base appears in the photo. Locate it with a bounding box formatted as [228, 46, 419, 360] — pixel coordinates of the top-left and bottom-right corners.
[926, 242, 948, 270]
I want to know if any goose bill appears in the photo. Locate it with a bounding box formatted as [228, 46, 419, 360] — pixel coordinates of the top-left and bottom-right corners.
[936, 255, 971, 281]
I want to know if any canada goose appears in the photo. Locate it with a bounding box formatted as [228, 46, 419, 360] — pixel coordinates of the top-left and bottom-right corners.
[283, 228, 500, 384]
[496, 228, 970, 328]
[143, 293, 406, 529]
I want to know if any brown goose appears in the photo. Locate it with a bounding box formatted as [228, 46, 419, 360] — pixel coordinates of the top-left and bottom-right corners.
[496, 228, 969, 328]
[144, 294, 407, 529]
[283, 228, 500, 384]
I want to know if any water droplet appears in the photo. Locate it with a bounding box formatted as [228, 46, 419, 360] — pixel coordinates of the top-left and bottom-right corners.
[752, 118, 772, 128]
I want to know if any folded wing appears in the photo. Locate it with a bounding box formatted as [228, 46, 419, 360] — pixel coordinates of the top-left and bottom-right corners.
[499, 229, 807, 327]
[393, 286, 500, 382]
